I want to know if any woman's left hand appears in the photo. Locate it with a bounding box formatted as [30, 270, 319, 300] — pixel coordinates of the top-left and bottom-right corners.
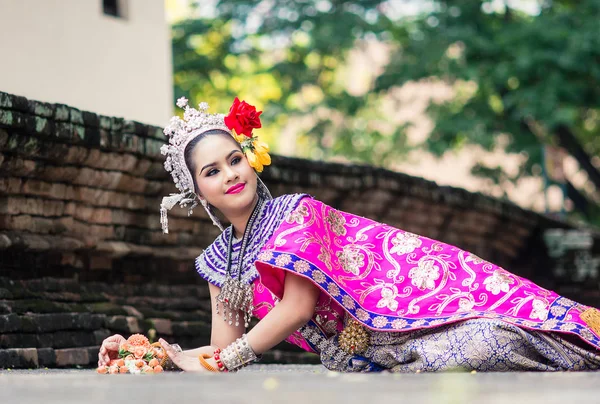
[159, 338, 215, 372]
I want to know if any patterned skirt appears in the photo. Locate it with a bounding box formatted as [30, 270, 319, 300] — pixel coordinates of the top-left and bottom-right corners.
[320, 318, 600, 372]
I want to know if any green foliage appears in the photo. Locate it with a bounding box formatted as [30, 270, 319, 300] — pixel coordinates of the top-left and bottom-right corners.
[172, 0, 600, 216]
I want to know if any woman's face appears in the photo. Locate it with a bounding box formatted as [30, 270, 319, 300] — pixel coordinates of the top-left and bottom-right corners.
[191, 134, 258, 214]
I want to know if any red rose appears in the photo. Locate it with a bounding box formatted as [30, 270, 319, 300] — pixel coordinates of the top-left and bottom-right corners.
[224, 97, 262, 137]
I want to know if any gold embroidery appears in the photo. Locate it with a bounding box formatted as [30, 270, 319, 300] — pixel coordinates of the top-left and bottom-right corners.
[338, 319, 370, 354]
[580, 308, 600, 336]
[336, 245, 365, 275]
[325, 210, 347, 236]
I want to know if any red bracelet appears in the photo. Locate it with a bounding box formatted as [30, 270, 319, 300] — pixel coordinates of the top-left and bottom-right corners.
[213, 348, 228, 372]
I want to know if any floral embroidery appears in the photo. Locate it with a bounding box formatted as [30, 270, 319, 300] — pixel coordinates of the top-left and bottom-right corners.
[342, 295, 356, 310]
[557, 297, 575, 307]
[275, 254, 292, 267]
[325, 210, 346, 236]
[355, 309, 370, 322]
[412, 319, 426, 327]
[483, 270, 514, 295]
[327, 283, 340, 297]
[293, 260, 310, 274]
[336, 245, 365, 276]
[550, 305, 567, 317]
[257, 251, 273, 261]
[286, 204, 309, 224]
[540, 319, 558, 330]
[465, 253, 488, 265]
[408, 259, 440, 291]
[457, 297, 474, 313]
[376, 285, 399, 311]
[391, 319, 408, 329]
[530, 299, 549, 321]
[560, 323, 577, 332]
[318, 247, 332, 268]
[390, 231, 422, 255]
[312, 270, 327, 284]
[581, 328, 594, 341]
[372, 316, 388, 327]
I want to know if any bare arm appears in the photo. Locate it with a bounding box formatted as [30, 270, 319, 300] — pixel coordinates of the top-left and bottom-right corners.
[181, 282, 245, 357]
[247, 272, 320, 355]
[209, 282, 245, 348]
[163, 273, 319, 371]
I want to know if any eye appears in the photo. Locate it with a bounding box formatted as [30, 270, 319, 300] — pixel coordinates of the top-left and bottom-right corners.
[206, 168, 218, 177]
[231, 156, 241, 165]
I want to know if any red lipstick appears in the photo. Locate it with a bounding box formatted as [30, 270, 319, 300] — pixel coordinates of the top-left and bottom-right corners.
[226, 183, 246, 194]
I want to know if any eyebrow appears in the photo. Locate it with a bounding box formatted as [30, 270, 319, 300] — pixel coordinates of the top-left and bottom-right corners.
[200, 150, 240, 174]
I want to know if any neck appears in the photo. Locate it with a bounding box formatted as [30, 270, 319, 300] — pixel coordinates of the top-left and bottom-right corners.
[226, 195, 260, 239]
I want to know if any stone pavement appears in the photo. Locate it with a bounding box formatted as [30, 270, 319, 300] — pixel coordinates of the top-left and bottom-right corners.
[1, 365, 600, 404]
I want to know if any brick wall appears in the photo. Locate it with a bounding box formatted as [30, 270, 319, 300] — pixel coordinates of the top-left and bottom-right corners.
[0, 91, 598, 368]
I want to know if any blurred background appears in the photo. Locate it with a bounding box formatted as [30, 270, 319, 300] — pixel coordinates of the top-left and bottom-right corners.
[1, 0, 599, 221]
[0, 0, 599, 369]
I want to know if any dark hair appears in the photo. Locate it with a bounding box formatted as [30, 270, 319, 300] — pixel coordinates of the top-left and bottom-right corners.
[184, 129, 241, 194]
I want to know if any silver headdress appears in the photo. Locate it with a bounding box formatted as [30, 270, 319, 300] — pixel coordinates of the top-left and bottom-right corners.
[160, 97, 233, 234]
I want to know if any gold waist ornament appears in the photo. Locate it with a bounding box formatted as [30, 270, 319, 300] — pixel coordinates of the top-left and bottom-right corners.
[338, 318, 370, 355]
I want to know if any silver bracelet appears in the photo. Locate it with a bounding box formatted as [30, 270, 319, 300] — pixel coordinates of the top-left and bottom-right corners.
[220, 334, 259, 372]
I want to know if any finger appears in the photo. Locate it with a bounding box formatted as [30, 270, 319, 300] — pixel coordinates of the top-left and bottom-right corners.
[159, 339, 180, 360]
[105, 341, 120, 351]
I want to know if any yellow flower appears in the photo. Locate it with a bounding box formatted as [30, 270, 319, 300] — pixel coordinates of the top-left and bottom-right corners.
[245, 150, 264, 172]
[256, 149, 271, 166]
[253, 139, 271, 168]
[254, 139, 270, 154]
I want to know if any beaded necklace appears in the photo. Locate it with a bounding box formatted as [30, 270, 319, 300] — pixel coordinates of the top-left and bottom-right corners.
[215, 197, 264, 327]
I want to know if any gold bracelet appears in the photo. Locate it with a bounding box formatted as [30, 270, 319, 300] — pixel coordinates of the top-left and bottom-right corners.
[198, 354, 218, 372]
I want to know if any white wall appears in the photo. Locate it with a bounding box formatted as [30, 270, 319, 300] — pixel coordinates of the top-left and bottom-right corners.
[0, 0, 173, 126]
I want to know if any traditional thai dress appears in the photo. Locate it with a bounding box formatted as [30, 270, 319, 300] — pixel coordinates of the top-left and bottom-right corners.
[196, 194, 600, 372]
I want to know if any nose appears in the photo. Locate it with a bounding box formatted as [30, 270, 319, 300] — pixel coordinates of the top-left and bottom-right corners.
[223, 165, 239, 183]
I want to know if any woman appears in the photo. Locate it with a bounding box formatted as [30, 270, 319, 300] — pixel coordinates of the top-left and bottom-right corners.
[98, 97, 600, 373]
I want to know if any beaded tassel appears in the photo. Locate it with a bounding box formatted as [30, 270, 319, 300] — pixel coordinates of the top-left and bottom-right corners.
[216, 198, 262, 328]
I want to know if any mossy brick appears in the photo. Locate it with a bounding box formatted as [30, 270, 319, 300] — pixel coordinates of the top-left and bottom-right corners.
[8, 300, 85, 314]
[110, 117, 124, 131]
[0, 314, 21, 333]
[0, 92, 13, 109]
[170, 320, 211, 337]
[39, 330, 97, 349]
[73, 125, 86, 142]
[84, 126, 101, 148]
[99, 129, 111, 148]
[37, 348, 56, 367]
[32, 117, 54, 137]
[105, 315, 140, 333]
[81, 111, 100, 127]
[0, 302, 10, 314]
[69, 108, 84, 125]
[0, 110, 22, 129]
[55, 347, 91, 367]
[122, 120, 136, 134]
[0, 333, 38, 348]
[148, 126, 164, 140]
[122, 133, 134, 152]
[86, 302, 128, 316]
[99, 116, 112, 130]
[0, 348, 39, 368]
[29, 100, 55, 118]
[0, 128, 9, 147]
[144, 138, 163, 157]
[54, 104, 70, 121]
[0, 288, 13, 299]
[54, 122, 75, 141]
